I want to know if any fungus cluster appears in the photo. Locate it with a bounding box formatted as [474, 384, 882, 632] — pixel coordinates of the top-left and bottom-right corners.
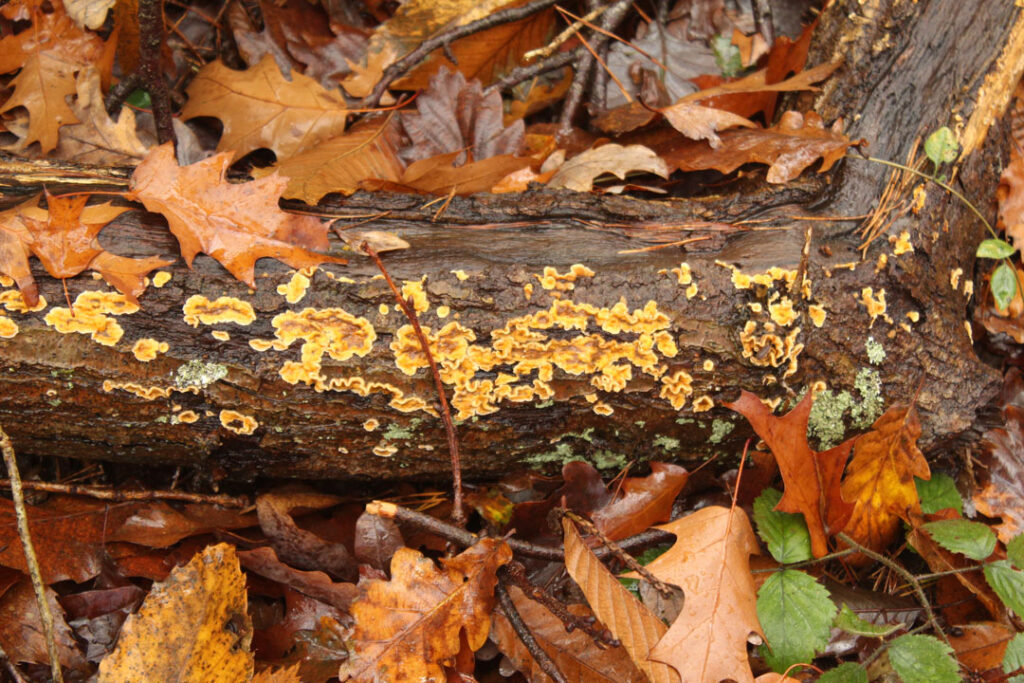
[220, 409, 258, 435]
[45, 291, 140, 346]
[277, 268, 315, 304]
[182, 295, 256, 327]
[535, 264, 595, 293]
[131, 338, 169, 362]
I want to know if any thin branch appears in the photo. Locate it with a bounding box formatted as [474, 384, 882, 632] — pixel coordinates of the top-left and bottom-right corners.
[0, 479, 250, 507]
[495, 578, 568, 683]
[362, 244, 465, 526]
[486, 47, 582, 94]
[359, 0, 563, 108]
[0, 425, 63, 683]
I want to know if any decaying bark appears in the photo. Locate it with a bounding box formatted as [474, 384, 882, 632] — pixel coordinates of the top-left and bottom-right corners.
[0, 0, 1018, 479]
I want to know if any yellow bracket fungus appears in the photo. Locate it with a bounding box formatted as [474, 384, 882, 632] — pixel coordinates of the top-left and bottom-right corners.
[0, 290, 47, 312]
[182, 295, 256, 327]
[535, 264, 595, 291]
[220, 410, 258, 435]
[132, 338, 169, 362]
[277, 271, 312, 304]
[45, 291, 140, 346]
[152, 271, 172, 287]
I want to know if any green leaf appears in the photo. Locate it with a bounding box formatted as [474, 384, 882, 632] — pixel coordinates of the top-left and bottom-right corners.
[992, 262, 1019, 311]
[922, 519, 997, 560]
[833, 604, 901, 637]
[887, 634, 959, 683]
[1008, 534, 1024, 570]
[984, 560, 1024, 616]
[924, 126, 958, 167]
[753, 488, 812, 564]
[817, 662, 869, 683]
[712, 34, 742, 78]
[756, 569, 836, 672]
[126, 89, 152, 109]
[915, 474, 963, 515]
[977, 238, 1018, 259]
[1004, 632, 1024, 683]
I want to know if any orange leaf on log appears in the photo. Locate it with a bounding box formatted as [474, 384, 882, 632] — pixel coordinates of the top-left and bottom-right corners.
[726, 390, 854, 557]
[839, 404, 930, 555]
[340, 538, 511, 682]
[127, 143, 346, 287]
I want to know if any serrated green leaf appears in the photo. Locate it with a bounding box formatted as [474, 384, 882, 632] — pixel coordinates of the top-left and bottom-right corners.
[1008, 534, 1024, 570]
[1004, 632, 1024, 683]
[817, 662, 869, 683]
[924, 127, 958, 167]
[756, 569, 836, 672]
[977, 238, 1018, 259]
[915, 474, 963, 515]
[712, 34, 742, 78]
[753, 488, 812, 564]
[888, 634, 959, 683]
[984, 560, 1024, 616]
[992, 262, 1019, 311]
[833, 604, 901, 637]
[923, 519, 997, 560]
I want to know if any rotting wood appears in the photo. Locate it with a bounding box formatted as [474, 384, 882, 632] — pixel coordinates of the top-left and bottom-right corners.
[0, 0, 1013, 480]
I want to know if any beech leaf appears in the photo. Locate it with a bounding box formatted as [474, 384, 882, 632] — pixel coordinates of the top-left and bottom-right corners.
[657, 101, 756, 148]
[548, 144, 669, 192]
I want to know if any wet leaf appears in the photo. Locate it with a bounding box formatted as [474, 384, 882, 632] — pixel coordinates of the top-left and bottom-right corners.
[922, 519, 997, 561]
[0, 580, 87, 672]
[976, 238, 1016, 260]
[752, 488, 811, 564]
[756, 569, 835, 672]
[548, 144, 669, 192]
[924, 126, 959, 167]
[256, 488, 356, 581]
[591, 462, 689, 540]
[975, 370, 1024, 542]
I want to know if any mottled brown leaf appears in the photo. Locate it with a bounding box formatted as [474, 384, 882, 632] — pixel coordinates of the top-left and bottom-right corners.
[256, 487, 355, 581]
[548, 144, 668, 192]
[0, 580, 87, 671]
[592, 462, 689, 540]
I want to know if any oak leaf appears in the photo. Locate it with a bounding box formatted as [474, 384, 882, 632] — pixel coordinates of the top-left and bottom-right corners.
[997, 146, 1024, 251]
[639, 506, 763, 683]
[562, 516, 679, 683]
[726, 390, 854, 557]
[340, 538, 511, 682]
[840, 404, 930, 555]
[127, 143, 346, 287]
[0, 580, 87, 672]
[181, 55, 350, 159]
[398, 151, 532, 196]
[657, 101, 756, 148]
[96, 543, 254, 683]
[974, 368, 1024, 542]
[591, 461, 689, 540]
[548, 144, 669, 192]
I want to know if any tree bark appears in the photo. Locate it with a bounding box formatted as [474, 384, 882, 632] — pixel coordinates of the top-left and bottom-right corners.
[0, 0, 1017, 480]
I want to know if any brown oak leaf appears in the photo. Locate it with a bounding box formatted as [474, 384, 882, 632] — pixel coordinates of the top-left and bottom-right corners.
[127, 143, 346, 287]
[727, 390, 855, 557]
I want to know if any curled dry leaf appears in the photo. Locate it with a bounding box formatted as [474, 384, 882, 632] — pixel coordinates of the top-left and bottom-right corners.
[727, 390, 854, 558]
[974, 369, 1024, 542]
[548, 144, 669, 192]
[839, 404, 930, 556]
[657, 101, 756, 148]
[127, 143, 346, 287]
[182, 55, 350, 159]
[637, 506, 762, 683]
[562, 517, 679, 683]
[340, 538, 511, 682]
[97, 543, 254, 683]
[256, 487, 356, 581]
[237, 546, 357, 612]
[591, 461, 689, 541]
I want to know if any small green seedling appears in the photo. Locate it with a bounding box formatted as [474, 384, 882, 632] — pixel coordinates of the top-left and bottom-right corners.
[924, 126, 958, 181]
[712, 34, 742, 78]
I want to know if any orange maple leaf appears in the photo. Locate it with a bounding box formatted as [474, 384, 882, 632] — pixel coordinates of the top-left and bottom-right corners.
[726, 390, 854, 557]
[839, 404, 930, 554]
[340, 538, 511, 682]
[640, 506, 763, 683]
[127, 143, 346, 287]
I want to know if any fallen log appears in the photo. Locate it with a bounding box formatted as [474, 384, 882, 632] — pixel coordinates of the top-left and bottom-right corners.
[0, 0, 1015, 479]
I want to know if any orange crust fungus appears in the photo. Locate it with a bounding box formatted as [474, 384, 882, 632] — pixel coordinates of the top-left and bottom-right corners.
[363, 419, 379, 432]
[45, 291, 140, 346]
[0, 276, 12, 287]
[172, 410, 199, 424]
[740, 321, 804, 377]
[271, 307, 377, 386]
[451, 270, 469, 281]
[132, 338, 169, 362]
[0, 290, 47, 312]
[692, 395, 714, 412]
[891, 230, 914, 255]
[671, 263, 692, 285]
[808, 304, 827, 328]
[182, 295, 256, 327]
[220, 410, 258, 435]
[400, 278, 429, 314]
[767, 295, 798, 326]
[659, 369, 694, 409]
[436, 305, 450, 319]
[211, 330, 231, 341]
[858, 287, 891, 326]
[152, 271, 172, 287]
[593, 402, 614, 416]
[102, 381, 199, 400]
[535, 264, 595, 291]
[277, 271, 312, 304]
[0, 317, 17, 338]
[373, 443, 398, 457]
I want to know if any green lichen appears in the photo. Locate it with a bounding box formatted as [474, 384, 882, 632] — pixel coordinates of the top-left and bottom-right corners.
[536, 400, 555, 408]
[709, 419, 735, 444]
[523, 442, 575, 465]
[807, 368, 885, 448]
[675, 417, 695, 426]
[566, 427, 596, 442]
[50, 369, 74, 379]
[592, 450, 629, 470]
[46, 399, 61, 407]
[653, 435, 680, 450]
[155, 415, 169, 423]
[634, 420, 646, 428]
[383, 422, 417, 440]
[174, 359, 227, 389]
[865, 337, 886, 365]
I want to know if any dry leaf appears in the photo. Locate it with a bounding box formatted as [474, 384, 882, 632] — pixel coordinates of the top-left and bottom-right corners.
[548, 144, 669, 192]
[657, 101, 756, 148]
[591, 462, 689, 541]
[997, 146, 1024, 251]
[256, 487, 356, 581]
[252, 663, 304, 683]
[237, 546, 357, 611]
[97, 543, 254, 682]
[340, 538, 512, 682]
[52, 67, 149, 165]
[840, 405, 930, 555]
[639, 506, 762, 683]
[726, 390, 854, 557]
[562, 517, 679, 683]
[491, 585, 646, 683]
[974, 369, 1024, 542]
[63, 0, 114, 29]
[397, 151, 532, 196]
[127, 143, 346, 287]
[182, 55, 350, 159]
[0, 580, 87, 671]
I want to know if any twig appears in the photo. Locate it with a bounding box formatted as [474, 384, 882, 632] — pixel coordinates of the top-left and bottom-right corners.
[837, 532, 950, 648]
[0, 426, 63, 683]
[0, 479, 250, 507]
[495, 579, 568, 683]
[486, 47, 582, 94]
[525, 4, 608, 60]
[359, 0, 562, 108]
[563, 511, 675, 597]
[0, 640, 27, 683]
[362, 245, 465, 526]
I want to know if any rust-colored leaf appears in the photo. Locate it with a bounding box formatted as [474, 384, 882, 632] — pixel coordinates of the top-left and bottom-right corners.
[947, 621, 1016, 674]
[0, 196, 42, 306]
[396, 151, 532, 196]
[840, 404, 930, 555]
[51, 67, 149, 165]
[974, 369, 1024, 542]
[0, 579, 87, 672]
[256, 487, 356, 581]
[23, 193, 119, 279]
[340, 538, 512, 682]
[997, 145, 1024, 251]
[126, 143, 346, 287]
[726, 390, 854, 557]
[548, 144, 669, 192]
[657, 101, 756, 147]
[562, 516, 679, 683]
[640, 506, 763, 683]
[97, 543, 254, 682]
[237, 546, 357, 611]
[491, 585, 646, 683]
[182, 55, 349, 159]
[592, 462, 689, 540]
